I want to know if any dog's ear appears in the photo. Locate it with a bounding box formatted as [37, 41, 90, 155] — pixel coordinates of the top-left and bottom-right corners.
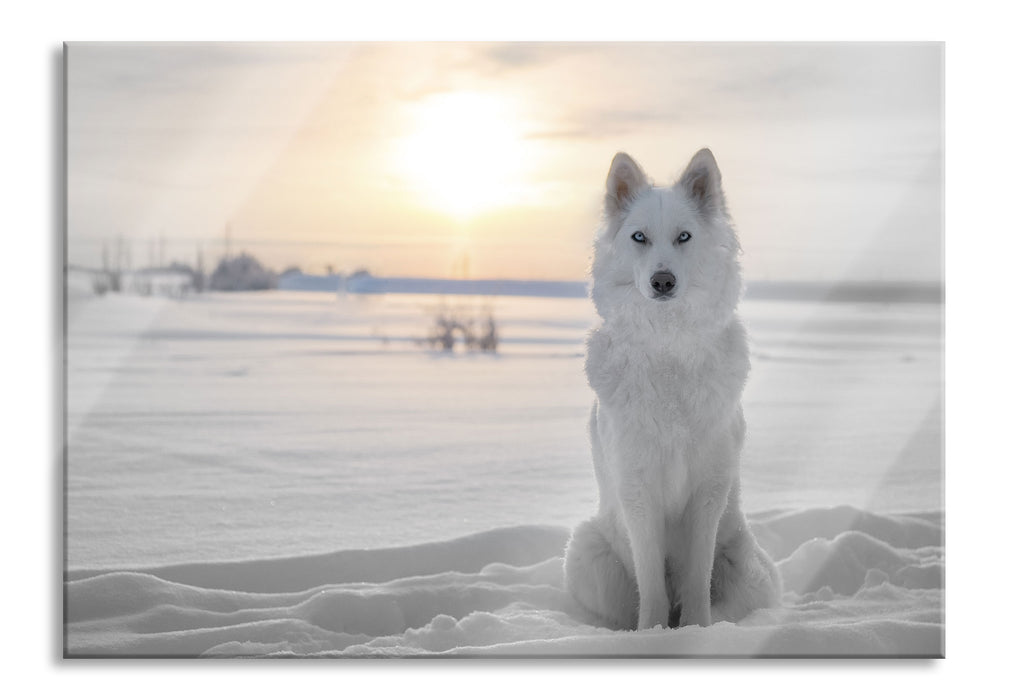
[605, 153, 649, 219]
[679, 148, 724, 218]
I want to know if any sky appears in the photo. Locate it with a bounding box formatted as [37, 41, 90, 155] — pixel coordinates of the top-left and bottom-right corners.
[67, 42, 942, 282]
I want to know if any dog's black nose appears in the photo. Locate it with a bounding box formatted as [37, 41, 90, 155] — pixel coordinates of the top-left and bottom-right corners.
[650, 271, 676, 295]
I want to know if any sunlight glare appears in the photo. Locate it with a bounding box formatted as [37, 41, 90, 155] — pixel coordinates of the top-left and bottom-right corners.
[394, 91, 534, 219]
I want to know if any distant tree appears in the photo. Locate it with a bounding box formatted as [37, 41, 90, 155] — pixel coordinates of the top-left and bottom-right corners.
[345, 268, 374, 293]
[167, 261, 195, 276]
[209, 252, 277, 291]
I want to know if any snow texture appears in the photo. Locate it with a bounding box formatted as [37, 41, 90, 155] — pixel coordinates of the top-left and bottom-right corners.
[65, 281, 942, 657]
[65, 508, 942, 657]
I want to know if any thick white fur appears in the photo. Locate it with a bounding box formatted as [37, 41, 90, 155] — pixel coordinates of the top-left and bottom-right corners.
[564, 149, 782, 631]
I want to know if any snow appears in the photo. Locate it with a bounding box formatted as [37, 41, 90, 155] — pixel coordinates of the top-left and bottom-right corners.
[66, 509, 941, 657]
[64, 280, 943, 657]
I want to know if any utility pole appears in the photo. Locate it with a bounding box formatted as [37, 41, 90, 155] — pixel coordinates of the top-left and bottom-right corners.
[195, 245, 205, 292]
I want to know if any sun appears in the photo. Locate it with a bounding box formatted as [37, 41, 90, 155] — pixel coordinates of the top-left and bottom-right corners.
[394, 91, 534, 219]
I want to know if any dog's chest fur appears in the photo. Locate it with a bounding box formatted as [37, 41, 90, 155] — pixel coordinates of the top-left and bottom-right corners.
[586, 316, 749, 500]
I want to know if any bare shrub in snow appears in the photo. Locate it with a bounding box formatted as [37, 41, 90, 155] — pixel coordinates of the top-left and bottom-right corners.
[470, 314, 498, 352]
[424, 305, 498, 353]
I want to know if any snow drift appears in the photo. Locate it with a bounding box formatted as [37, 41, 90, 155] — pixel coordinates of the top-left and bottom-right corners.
[65, 506, 942, 658]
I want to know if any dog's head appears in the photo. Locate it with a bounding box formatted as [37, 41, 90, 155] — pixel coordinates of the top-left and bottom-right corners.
[591, 148, 742, 327]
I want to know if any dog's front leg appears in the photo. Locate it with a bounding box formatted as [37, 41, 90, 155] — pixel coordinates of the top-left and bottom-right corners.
[679, 481, 730, 627]
[618, 479, 669, 630]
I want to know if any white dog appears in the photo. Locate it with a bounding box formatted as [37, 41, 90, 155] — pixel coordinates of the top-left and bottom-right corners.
[564, 148, 781, 631]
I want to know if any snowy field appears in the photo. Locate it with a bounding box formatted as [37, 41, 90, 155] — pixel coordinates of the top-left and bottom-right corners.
[64, 279, 943, 657]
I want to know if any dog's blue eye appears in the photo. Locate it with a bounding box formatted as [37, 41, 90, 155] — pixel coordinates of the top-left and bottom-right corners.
[631, 231, 647, 243]
[677, 231, 692, 243]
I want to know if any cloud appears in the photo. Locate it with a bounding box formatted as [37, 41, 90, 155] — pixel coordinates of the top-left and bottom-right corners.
[518, 43, 940, 146]
[68, 43, 340, 96]
[478, 42, 593, 71]
[525, 108, 686, 141]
